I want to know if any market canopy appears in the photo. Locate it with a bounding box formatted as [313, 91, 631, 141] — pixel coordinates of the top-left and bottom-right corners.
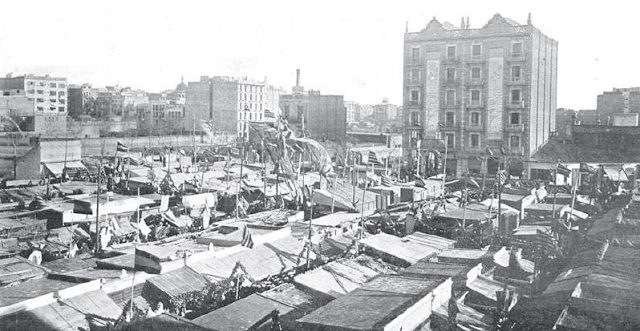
[44, 161, 86, 177]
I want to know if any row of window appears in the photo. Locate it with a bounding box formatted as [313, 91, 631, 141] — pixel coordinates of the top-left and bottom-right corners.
[411, 42, 524, 60]
[409, 65, 522, 83]
[239, 102, 265, 111]
[409, 111, 521, 127]
[441, 133, 521, 150]
[27, 89, 67, 96]
[26, 81, 67, 89]
[240, 93, 264, 102]
[241, 85, 264, 93]
[239, 111, 264, 121]
[36, 106, 65, 112]
[35, 98, 66, 103]
[409, 88, 523, 105]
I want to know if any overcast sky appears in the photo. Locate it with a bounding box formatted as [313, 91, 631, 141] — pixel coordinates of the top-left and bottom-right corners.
[0, 0, 637, 109]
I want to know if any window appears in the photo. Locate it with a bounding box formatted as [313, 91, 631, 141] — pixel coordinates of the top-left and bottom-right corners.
[38, 82, 45, 87]
[37, 90, 44, 94]
[412, 47, 420, 60]
[510, 112, 521, 125]
[58, 83, 66, 88]
[470, 90, 481, 105]
[446, 45, 456, 59]
[445, 112, 454, 126]
[37, 106, 44, 111]
[471, 112, 480, 126]
[37, 98, 45, 102]
[59, 106, 65, 112]
[445, 133, 455, 149]
[27, 81, 34, 86]
[471, 67, 481, 79]
[49, 91, 56, 96]
[27, 89, 35, 94]
[510, 135, 520, 148]
[511, 66, 522, 81]
[410, 111, 419, 124]
[470, 134, 480, 148]
[511, 89, 521, 104]
[284, 105, 290, 118]
[59, 91, 65, 97]
[410, 90, 420, 102]
[446, 68, 456, 80]
[512, 42, 523, 55]
[49, 82, 56, 88]
[446, 90, 456, 106]
[472, 44, 482, 57]
[411, 69, 420, 83]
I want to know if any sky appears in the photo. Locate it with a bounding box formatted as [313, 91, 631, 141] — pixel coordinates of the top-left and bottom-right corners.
[0, 0, 637, 109]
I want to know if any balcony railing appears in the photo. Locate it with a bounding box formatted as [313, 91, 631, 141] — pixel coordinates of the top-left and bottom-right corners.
[507, 100, 525, 109]
[509, 147, 525, 155]
[508, 53, 527, 61]
[466, 123, 484, 131]
[468, 101, 483, 108]
[506, 123, 525, 132]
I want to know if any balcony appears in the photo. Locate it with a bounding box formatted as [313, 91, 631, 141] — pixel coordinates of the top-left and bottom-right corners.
[466, 123, 484, 131]
[467, 101, 483, 109]
[443, 101, 461, 109]
[509, 147, 525, 156]
[508, 53, 527, 62]
[467, 55, 486, 64]
[407, 100, 422, 107]
[507, 100, 525, 109]
[443, 56, 460, 64]
[443, 78, 460, 86]
[405, 120, 422, 128]
[506, 123, 525, 132]
[443, 121, 459, 129]
[506, 78, 525, 86]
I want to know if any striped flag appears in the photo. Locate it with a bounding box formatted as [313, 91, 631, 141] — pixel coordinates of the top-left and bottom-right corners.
[497, 170, 508, 185]
[117, 141, 129, 153]
[240, 225, 254, 248]
[381, 174, 392, 187]
[557, 163, 571, 176]
[264, 109, 275, 118]
[367, 150, 383, 166]
[203, 148, 216, 161]
[486, 147, 494, 156]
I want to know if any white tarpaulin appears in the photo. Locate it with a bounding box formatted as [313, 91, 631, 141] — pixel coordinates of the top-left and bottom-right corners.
[182, 192, 217, 209]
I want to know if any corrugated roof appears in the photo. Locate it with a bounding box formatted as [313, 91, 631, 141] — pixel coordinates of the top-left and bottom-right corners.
[193, 293, 292, 331]
[297, 275, 446, 330]
[146, 266, 209, 298]
[360, 232, 441, 265]
[294, 255, 397, 298]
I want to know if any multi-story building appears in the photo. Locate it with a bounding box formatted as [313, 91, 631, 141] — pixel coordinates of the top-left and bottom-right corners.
[0, 74, 68, 135]
[403, 14, 558, 177]
[279, 69, 347, 141]
[373, 98, 398, 124]
[345, 101, 357, 123]
[596, 87, 640, 124]
[185, 76, 281, 138]
[67, 83, 95, 118]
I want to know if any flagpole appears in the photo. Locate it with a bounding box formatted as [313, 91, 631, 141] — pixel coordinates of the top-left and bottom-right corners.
[441, 136, 448, 198]
[461, 172, 469, 230]
[262, 141, 267, 209]
[95, 142, 104, 254]
[352, 151, 356, 205]
[236, 143, 245, 219]
[552, 163, 558, 223]
[306, 189, 314, 269]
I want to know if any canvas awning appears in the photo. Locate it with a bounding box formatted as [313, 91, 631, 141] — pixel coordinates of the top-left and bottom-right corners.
[602, 166, 628, 182]
[44, 161, 86, 177]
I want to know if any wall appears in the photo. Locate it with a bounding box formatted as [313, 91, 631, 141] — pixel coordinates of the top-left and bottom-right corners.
[211, 80, 239, 133]
[184, 80, 211, 131]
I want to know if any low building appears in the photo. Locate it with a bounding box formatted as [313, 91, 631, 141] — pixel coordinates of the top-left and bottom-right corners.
[15, 139, 84, 180]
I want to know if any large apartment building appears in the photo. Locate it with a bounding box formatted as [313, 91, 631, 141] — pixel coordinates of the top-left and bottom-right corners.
[403, 14, 558, 177]
[185, 76, 281, 139]
[0, 74, 68, 135]
[279, 69, 347, 141]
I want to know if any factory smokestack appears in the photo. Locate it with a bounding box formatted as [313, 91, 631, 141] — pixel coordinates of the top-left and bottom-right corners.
[296, 68, 300, 87]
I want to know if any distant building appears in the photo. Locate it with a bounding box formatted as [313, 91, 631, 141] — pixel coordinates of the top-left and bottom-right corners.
[556, 108, 576, 137]
[345, 101, 357, 123]
[67, 83, 94, 119]
[0, 74, 68, 136]
[373, 98, 398, 124]
[403, 14, 558, 177]
[595, 87, 640, 126]
[279, 69, 347, 141]
[185, 76, 281, 138]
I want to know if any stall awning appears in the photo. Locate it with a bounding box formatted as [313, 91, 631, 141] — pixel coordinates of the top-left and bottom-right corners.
[602, 166, 628, 182]
[44, 161, 86, 177]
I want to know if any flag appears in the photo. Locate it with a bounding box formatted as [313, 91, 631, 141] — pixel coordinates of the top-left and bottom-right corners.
[240, 225, 254, 248]
[179, 149, 186, 156]
[200, 120, 214, 136]
[414, 175, 426, 188]
[557, 163, 571, 177]
[117, 141, 129, 153]
[500, 146, 507, 155]
[203, 148, 216, 162]
[497, 170, 508, 185]
[264, 109, 275, 118]
[381, 174, 392, 187]
[486, 147, 494, 156]
[367, 150, 383, 166]
[579, 162, 595, 173]
[465, 177, 481, 189]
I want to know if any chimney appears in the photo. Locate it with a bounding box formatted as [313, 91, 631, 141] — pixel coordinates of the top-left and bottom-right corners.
[296, 69, 300, 87]
[527, 13, 532, 25]
[461, 17, 465, 29]
[466, 16, 470, 29]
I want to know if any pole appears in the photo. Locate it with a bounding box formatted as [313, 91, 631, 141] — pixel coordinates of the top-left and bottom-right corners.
[331, 177, 336, 213]
[262, 141, 267, 208]
[461, 173, 469, 230]
[352, 151, 357, 204]
[63, 131, 68, 182]
[552, 164, 558, 223]
[95, 144, 104, 254]
[441, 136, 448, 198]
[236, 143, 245, 219]
[306, 189, 314, 269]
